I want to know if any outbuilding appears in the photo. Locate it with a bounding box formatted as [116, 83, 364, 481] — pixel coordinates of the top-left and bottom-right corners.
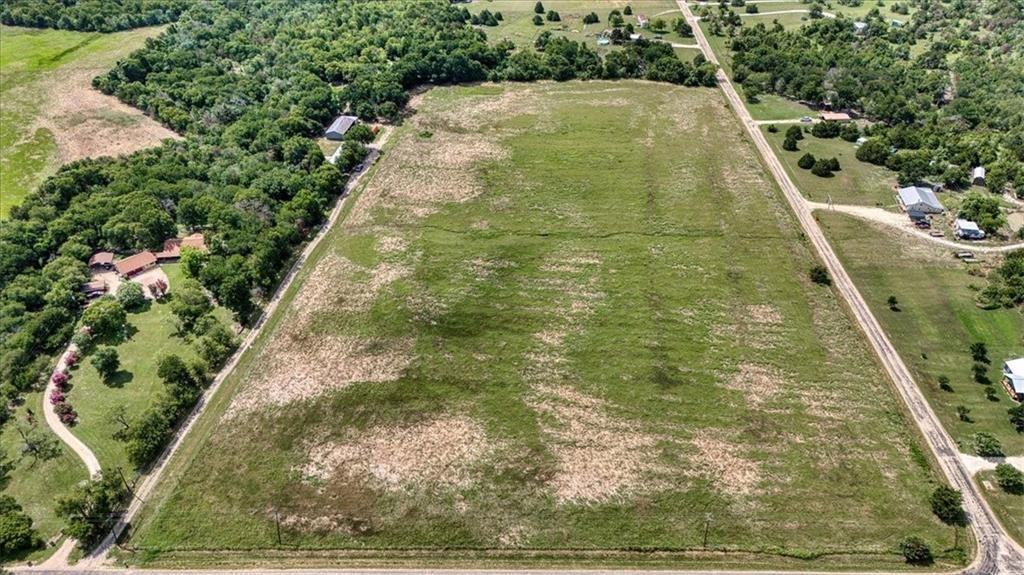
[636, 14, 649, 28]
[88, 252, 114, 270]
[325, 115, 359, 141]
[1004, 358, 1024, 402]
[897, 185, 944, 214]
[819, 111, 851, 122]
[972, 166, 986, 186]
[81, 281, 107, 298]
[853, 21, 868, 34]
[955, 219, 986, 240]
[114, 251, 157, 278]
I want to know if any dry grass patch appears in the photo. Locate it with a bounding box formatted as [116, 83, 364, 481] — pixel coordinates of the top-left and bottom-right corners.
[290, 254, 410, 327]
[691, 431, 764, 497]
[301, 415, 492, 492]
[723, 362, 787, 408]
[225, 335, 414, 417]
[531, 383, 667, 504]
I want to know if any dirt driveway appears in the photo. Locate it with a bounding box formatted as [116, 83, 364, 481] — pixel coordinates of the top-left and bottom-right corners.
[131, 267, 170, 299]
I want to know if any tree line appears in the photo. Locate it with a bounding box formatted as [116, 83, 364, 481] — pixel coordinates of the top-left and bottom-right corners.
[0, 0, 187, 32]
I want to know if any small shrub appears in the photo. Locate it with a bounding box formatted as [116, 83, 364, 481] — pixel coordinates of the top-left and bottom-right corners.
[783, 136, 799, 151]
[973, 432, 1003, 457]
[827, 157, 840, 171]
[546, 10, 560, 22]
[985, 386, 998, 401]
[785, 125, 804, 140]
[624, 5, 633, 15]
[49, 390, 65, 405]
[995, 463, 1024, 495]
[809, 265, 831, 285]
[766, 124, 778, 133]
[811, 120, 841, 138]
[532, 14, 543, 25]
[899, 536, 933, 565]
[811, 158, 833, 177]
[930, 485, 967, 526]
[1009, 404, 1024, 432]
[797, 153, 816, 169]
[54, 402, 77, 425]
[116, 281, 146, 311]
[972, 363, 990, 385]
[956, 405, 971, 422]
[970, 342, 989, 363]
[534, 1, 545, 14]
[886, 295, 899, 310]
[65, 350, 79, 367]
[91, 347, 120, 383]
[51, 371, 69, 388]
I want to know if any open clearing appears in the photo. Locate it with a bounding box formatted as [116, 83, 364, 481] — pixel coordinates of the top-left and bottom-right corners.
[818, 212, 1024, 455]
[124, 82, 957, 569]
[0, 25, 178, 217]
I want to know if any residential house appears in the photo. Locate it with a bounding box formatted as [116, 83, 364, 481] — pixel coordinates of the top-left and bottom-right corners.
[88, 252, 114, 270]
[325, 115, 359, 141]
[114, 251, 157, 278]
[955, 219, 986, 240]
[1004, 358, 1024, 402]
[897, 185, 944, 214]
[156, 232, 207, 261]
[636, 14, 649, 28]
[972, 166, 986, 186]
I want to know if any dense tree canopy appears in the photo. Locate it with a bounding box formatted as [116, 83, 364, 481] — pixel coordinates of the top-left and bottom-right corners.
[722, 1, 1023, 193]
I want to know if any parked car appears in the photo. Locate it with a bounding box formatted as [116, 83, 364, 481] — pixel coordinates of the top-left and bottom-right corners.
[800, 116, 813, 123]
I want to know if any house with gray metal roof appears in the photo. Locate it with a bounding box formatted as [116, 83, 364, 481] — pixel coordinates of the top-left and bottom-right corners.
[325, 115, 359, 140]
[1003, 358, 1024, 401]
[897, 185, 944, 214]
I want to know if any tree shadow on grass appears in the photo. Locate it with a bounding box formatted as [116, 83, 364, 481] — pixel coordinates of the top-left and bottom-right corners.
[104, 370, 134, 388]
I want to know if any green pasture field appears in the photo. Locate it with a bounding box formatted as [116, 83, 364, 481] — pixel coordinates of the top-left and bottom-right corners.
[122, 81, 959, 570]
[818, 212, 1024, 455]
[0, 25, 162, 217]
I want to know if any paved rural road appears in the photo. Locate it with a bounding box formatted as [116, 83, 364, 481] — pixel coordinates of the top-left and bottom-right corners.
[807, 201, 1024, 253]
[11, 570, 973, 575]
[676, 1, 1024, 574]
[694, 10, 836, 20]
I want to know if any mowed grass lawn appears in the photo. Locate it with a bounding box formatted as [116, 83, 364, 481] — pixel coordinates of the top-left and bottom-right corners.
[0, 391, 86, 562]
[818, 212, 1024, 455]
[470, 1, 691, 51]
[67, 264, 233, 472]
[126, 82, 958, 569]
[0, 25, 163, 217]
[765, 126, 898, 206]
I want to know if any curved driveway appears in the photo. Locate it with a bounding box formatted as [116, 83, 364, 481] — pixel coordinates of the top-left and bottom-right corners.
[43, 344, 102, 478]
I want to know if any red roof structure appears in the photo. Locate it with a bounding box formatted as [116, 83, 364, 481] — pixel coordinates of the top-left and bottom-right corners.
[156, 233, 207, 260]
[114, 251, 157, 277]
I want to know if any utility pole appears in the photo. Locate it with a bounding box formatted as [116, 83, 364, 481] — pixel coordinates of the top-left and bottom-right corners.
[274, 508, 282, 546]
[702, 513, 713, 549]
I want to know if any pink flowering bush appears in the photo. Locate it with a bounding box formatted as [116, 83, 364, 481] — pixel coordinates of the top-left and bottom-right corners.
[52, 371, 68, 387]
[49, 390, 65, 405]
[65, 350, 80, 366]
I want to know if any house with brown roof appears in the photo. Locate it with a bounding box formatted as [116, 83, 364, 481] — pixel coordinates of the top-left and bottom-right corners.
[156, 233, 207, 261]
[114, 251, 157, 278]
[88, 252, 114, 270]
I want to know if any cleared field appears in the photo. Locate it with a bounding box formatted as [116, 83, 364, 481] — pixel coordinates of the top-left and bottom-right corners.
[764, 126, 898, 206]
[0, 25, 177, 217]
[124, 82, 957, 569]
[470, 1, 692, 51]
[818, 212, 1024, 455]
